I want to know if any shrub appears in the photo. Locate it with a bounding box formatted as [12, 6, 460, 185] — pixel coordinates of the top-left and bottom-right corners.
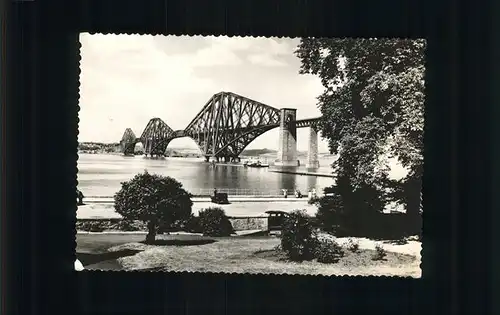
[78, 221, 90, 231]
[308, 195, 321, 205]
[79, 221, 107, 232]
[316, 177, 385, 237]
[372, 243, 387, 261]
[281, 210, 318, 261]
[198, 207, 235, 237]
[183, 214, 202, 233]
[314, 237, 344, 263]
[115, 220, 143, 231]
[346, 238, 360, 253]
[114, 170, 193, 244]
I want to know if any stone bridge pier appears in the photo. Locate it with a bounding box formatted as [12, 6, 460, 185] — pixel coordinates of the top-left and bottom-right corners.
[275, 108, 299, 167]
[275, 108, 320, 169]
[306, 126, 320, 169]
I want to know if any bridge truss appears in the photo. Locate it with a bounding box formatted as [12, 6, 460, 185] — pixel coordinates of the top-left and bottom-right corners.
[184, 92, 281, 160]
[140, 118, 175, 156]
[120, 128, 137, 155]
[118, 91, 322, 159]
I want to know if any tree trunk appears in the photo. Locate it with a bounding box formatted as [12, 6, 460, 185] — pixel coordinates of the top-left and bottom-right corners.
[145, 220, 157, 244]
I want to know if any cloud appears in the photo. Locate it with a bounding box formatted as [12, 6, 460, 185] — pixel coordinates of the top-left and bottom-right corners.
[193, 45, 242, 67]
[247, 53, 287, 67]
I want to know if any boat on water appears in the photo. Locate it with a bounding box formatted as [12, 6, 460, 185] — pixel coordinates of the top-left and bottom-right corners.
[243, 160, 269, 168]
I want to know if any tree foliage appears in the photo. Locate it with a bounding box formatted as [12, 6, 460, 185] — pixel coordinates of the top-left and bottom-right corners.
[295, 38, 425, 216]
[114, 170, 193, 243]
[317, 176, 385, 236]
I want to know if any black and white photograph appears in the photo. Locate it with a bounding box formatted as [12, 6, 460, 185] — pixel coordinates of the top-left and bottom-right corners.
[76, 34, 424, 277]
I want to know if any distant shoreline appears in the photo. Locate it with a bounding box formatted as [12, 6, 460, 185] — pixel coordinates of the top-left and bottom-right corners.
[78, 142, 332, 157]
[78, 151, 335, 159]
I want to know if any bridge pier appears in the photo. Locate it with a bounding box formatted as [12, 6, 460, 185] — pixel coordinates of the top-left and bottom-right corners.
[306, 126, 320, 169]
[275, 108, 299, 167]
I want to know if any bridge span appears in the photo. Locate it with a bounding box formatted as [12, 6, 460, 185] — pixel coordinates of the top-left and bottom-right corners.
[119, 91, 322, 168]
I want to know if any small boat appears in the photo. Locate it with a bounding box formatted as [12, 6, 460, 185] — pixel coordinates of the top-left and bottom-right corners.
[244, 160, 269, 168]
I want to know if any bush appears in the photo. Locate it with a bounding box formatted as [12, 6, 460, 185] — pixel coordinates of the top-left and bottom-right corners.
[316, 177, 386, 237]
[114, 170, 193, 244]
[372, 243, 387, 261]
[116, 220, 143, 231]
[308, 195, 321, 205]
[346, 238, 360, 253]
[183, 214, 203, 233]
[198, 207, 235, 237]
[79, 221, 107, 232]
[281, 210, 318, 261]
[314, 237, 344, 263]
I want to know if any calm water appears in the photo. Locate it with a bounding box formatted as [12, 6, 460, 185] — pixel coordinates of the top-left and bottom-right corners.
[77, 154, 337, 197]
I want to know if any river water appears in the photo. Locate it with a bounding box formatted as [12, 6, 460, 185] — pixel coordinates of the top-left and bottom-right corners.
[77, 153, 337, 197]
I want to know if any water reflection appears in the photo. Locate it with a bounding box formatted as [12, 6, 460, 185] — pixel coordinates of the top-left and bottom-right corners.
[78, 154, 335, 196]
[307, 175, 318, 191]
[278, 172, 297, 193]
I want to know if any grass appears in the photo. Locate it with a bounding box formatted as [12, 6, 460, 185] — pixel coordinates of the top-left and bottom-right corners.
[254, 247, 413, 267]
[77, 249, 143, 266]
[77, 234, 147, 254]
[77, 233, 421, 277]
[76, 234, 217, 270]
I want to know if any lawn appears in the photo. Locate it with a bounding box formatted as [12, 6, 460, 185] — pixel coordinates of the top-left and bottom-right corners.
[77, 234, 421, 277]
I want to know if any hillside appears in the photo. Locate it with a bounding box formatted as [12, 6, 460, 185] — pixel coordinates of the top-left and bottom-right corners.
[241, 148, 277, 156]
[78, 142, 324, 157]
[78, 142, 121, 154]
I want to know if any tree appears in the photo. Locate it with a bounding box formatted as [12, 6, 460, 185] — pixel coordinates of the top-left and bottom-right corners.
[295, 38, 425, 218]
[114, 170, 193, 243]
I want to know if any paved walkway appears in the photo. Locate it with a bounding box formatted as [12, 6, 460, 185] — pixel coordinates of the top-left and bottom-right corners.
[77, 199, 318, 219]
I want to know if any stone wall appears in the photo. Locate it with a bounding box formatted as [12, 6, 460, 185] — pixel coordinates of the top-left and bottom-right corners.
[229, 217, 268, 231]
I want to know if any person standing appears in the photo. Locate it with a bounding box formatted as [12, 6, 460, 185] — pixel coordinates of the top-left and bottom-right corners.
[77, 189, 84, 206]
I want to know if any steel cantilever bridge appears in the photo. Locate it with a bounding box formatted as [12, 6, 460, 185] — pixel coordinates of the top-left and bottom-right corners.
[119, 92, 322, 167]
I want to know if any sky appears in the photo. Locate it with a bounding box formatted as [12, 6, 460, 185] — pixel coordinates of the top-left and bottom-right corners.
[78, 34, 330, 152]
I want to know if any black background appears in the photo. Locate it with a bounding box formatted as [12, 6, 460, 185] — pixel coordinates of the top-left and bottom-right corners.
[3, 0, 495, 314]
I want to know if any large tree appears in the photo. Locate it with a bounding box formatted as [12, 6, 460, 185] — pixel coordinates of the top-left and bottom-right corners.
[114, 171, 193, 243]
[295, 38, 425, 217]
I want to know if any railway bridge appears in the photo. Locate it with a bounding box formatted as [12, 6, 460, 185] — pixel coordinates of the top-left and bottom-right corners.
[119, 92, 322, 168]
